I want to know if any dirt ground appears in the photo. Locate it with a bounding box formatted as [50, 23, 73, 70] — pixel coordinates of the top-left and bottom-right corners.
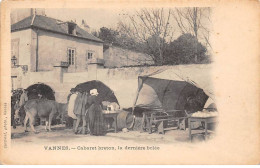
[11, 124, 210, 146]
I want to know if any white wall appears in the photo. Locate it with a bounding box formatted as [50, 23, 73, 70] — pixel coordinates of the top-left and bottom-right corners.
[15, 64, 213, 108]
[37, 30, 103, 72]
[11, 29, 32, 71]
[63, 71, 89, 83]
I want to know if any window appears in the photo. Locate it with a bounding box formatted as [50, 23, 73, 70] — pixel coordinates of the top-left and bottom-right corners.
[86, 51, 95, 60]
[67, 48, 75, 65]
[87, 52, 93, 59]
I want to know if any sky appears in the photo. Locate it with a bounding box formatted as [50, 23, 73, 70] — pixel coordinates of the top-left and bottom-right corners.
[44, 8, 211, 47]
[45, 8, 129, 31]
[11, 8, 211, 48]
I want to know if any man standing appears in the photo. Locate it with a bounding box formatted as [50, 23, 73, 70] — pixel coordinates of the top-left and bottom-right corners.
[67, 88, 78, 130]
[73, 91, 88, 134]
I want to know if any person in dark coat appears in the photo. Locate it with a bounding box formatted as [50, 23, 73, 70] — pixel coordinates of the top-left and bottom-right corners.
[74, 91, 89, 134]
[86, 89, 106, 136]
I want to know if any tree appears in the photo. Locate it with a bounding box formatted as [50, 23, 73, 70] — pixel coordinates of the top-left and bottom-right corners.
[97, 27, 119, 44]
[165, 34, 209, 65]
[172, 7, 212, 49]
[92, 27, 143, 52]
[117, 8, 175, 65]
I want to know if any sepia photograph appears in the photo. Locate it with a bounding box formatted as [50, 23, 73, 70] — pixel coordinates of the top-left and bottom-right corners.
[10, 7, 216, 144]
[0, 0, 259, 165]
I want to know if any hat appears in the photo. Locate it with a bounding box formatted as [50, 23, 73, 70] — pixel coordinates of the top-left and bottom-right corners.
[90, 89, 99, 96]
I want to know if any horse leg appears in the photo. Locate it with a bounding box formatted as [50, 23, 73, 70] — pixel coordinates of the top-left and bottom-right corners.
[48, 112, 55, 131]
[28, 109, 38, 134]
[29, 115, 38, 133]
[24, 113, 29, 132]
[45, 119, 49, 131]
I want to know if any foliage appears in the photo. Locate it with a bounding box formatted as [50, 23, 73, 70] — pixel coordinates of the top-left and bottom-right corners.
[164, 34, 210, 64]
[98, 27, 118, 44]
[92, 10, 211, 65]
[93, 27, 144, 53]
[172, 7, 212, 49]
[11, 89, 23, 105]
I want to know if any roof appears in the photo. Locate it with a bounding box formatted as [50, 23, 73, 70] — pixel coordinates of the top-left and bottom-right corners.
[133, 64, 214, 112]
[11, 15, 103, 43]
[141, 64, 214, 99]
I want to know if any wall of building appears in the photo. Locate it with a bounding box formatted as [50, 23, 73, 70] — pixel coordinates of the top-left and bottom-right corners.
[37, 30, 103, 72]
[11, 29, 33, 71]
[62, 65, 165, 107]
[13, 64, 213, 108]
[13, 64, 164, 105]
[103, 46, 154, 68]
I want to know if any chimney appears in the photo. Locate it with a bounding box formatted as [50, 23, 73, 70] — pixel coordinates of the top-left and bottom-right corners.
[80, 19, 90, 33]
[68, 22, 77, 36]
[30, 8, 45, 16]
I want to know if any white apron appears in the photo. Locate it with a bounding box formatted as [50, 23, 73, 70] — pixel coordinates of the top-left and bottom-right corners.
[67, 94, 77, 119]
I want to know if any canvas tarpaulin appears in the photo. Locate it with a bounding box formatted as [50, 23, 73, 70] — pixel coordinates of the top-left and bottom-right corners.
[132, 64, 213, 115]
[74, 80, 119, 105]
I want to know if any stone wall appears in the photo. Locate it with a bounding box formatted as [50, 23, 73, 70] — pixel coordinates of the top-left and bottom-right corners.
[12, 64, 212, 108]
[103, 45, 154, 68]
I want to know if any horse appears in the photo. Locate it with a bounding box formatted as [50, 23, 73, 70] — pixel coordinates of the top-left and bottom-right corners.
[24, 99, 64, 133]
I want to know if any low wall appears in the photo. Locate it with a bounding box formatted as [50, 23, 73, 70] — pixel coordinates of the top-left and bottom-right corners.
[63, 72, 89, 83]
[15, 64, 213, 108]
[29, 71, 55, 83]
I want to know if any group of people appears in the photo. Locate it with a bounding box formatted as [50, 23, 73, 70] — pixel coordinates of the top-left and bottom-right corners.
[12, 87, 111, 136]
[67, 88, 106, 136]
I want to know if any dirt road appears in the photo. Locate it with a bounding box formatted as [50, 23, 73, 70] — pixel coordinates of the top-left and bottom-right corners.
[11, 124, 194, 146]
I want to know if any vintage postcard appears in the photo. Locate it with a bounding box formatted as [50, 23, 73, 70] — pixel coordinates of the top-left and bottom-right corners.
[0, 0, 259, 165]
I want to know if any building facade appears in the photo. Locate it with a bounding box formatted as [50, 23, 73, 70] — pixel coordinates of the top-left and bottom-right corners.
[11, 15, 104, 73]
[10, 12, 159, 106]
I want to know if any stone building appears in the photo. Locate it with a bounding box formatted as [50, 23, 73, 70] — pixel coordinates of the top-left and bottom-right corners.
[11, 14, 104, 73]
[10, 12, 159, 106]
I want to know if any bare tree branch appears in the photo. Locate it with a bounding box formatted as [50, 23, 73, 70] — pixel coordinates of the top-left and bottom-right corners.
[117, 8, 175, 64]
[172, 7, 211, 47]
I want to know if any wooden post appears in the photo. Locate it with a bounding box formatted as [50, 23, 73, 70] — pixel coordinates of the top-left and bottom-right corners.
[188, 118, 192, 142]
[141, 112, 146, 133]
[205, 120, 208, 140]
